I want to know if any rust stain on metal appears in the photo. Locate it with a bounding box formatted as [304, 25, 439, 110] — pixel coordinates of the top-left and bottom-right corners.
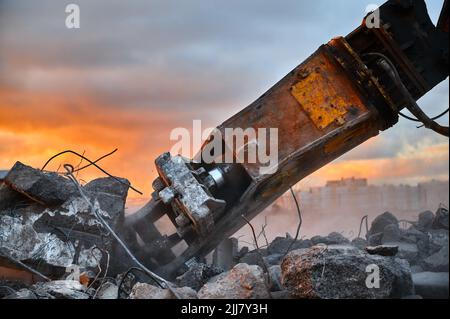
[324, 125, 368, 154]
[290, 52, 365, 130]
[0, 265, 36, 284]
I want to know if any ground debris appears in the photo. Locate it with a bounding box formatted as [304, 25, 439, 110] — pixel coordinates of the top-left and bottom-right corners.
[311, 232, 350, 246]
[365, 245, 399, 256]
[3, 289, 37, 299]
[432, 206, 449, 230]
[197, 263, 270, 299]
[412, 272, 449, 299]
[175, 263, 223, 291]
[1, 163, 448, 299]
[2, 162, 77, 206]
[0, 161, 130, 293]
[32, 280, 92, 299]
[129, 282, 197, 299]
[281, 245, 413, 299]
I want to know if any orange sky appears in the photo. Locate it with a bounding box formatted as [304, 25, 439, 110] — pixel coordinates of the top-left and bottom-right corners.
[0, 87, 173, 196]
[0, 1, 448, 204]
[1, 84, 448, 202]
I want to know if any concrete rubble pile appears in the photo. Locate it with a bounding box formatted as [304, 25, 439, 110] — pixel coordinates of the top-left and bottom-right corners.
[0, 161, 133, 299]
[0, 162, 448, 299]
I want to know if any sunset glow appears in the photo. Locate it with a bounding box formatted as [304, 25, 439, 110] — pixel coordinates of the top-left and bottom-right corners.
[1, 0, 448, 202]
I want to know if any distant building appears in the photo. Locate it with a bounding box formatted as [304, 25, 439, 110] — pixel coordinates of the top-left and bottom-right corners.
[326, 177, 368, 188]
[238, 178, 449, 242]
[275, 178, 449, 219]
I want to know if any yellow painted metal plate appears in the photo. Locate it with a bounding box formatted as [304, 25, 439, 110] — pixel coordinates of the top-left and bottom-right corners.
[290, 52, 364, 130]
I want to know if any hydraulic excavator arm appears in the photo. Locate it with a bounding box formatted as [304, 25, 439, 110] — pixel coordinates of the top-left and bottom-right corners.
[124, 0, 449, 278]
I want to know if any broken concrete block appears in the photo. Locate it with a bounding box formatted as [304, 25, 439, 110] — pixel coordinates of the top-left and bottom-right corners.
[129, 283, 197, 299]
[384, 242, 419, 264]
[32, 280, 91, 299]
[239, 249, 268, 268]
[368, 212, 398, 236]
[351, 238, 368, 250]
[235, 246, 249, 262]
[366, 245, 399, 256]
[311, 232, 350, 246]
[412, 272, 449, 299]
[212, 238, 238, 271]
[84, 177, 129, 199]
[401, 227, 429, 258]
[264, 254, 283, 266]
[36, 177, 129, 234]
[129, 283, 169, 299]
[327, 232, 351, 245]
[422, 242, 449, 272]
[95, 282, 119, 299]
[240, 250, 289, 268]
[368, 232, 383, 246]
[268, 265, 282, 292]
[0, 172, 130, 277]
[403, 227, 428, 243]
[429, 228, 449, 249]
[267, 237, 312, 255]
[175, 263, 223, 291]
[418, 211, 435, 230]
[0, 184, 31, 211]
[2, 288, 37, 299]
[311, 245, 361, 256]
[0, 203, 104, 273]
[2, 162, 77, 206]
[83, 177, 130, 229]
[432, 207, 449, 230]
[198, 263, 270, 299]
[281, 245, 413, 299]
[267, 237, 291, 255]
[38, 197, 107, 234]
[382, 224, 401, 244]
[0, 209, 100, 268]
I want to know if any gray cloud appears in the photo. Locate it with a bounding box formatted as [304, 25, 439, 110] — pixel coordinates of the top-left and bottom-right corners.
[0, 0, 448, 165]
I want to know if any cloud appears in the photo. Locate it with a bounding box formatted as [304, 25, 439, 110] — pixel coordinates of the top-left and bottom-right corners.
[301, 142, 449, 189]
[0, 0, 448, 200]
